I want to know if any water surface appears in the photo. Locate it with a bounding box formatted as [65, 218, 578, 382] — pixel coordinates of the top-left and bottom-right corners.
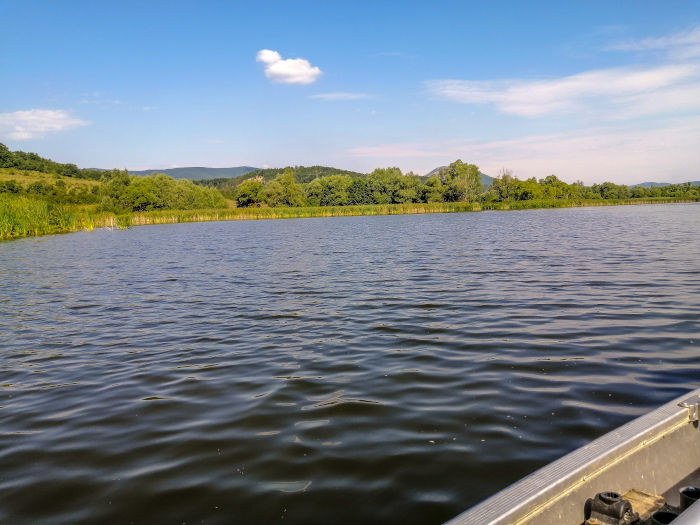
[1, 204, 699, 524]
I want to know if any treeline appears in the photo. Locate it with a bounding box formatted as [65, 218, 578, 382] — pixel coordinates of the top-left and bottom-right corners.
[2, 142, 698, 214]
[227, 162, 700, 208]
[0, 169, 228, 212]
[99, 171, 227, 212]
[231, 161, 483, 207]
[486, 172, 700, 201]
[0, 143, 228, 212]
[0, 143, 104, 180]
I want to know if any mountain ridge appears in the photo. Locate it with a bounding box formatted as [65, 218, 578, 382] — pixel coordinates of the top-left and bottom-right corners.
[632, 181, 700, 188]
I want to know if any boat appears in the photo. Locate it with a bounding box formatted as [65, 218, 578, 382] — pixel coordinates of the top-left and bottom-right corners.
[445, 388, 700, 525]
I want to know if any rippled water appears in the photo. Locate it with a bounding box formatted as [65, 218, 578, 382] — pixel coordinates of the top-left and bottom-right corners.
[1, 204, 699, 524]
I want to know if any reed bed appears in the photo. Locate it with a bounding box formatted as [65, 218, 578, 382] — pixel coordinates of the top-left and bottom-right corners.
[0, 195, 75, 239]
[0, 195, 116, 240]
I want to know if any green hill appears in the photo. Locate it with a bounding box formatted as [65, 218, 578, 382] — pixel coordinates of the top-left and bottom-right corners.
[196, 165, 367, 192]
[243, 166, 366, 184]
[129, 166, 259, 180]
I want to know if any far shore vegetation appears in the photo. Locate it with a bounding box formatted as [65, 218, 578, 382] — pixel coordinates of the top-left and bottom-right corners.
[1, 142, 699, 240]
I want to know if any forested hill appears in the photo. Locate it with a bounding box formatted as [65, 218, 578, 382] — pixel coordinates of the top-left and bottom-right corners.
[128, 166, 258, 180]
[244, 166, 367, 184]
[425, 166, 494, 187]
[196, 166, 367, 192]
[0, 143, 104, 180]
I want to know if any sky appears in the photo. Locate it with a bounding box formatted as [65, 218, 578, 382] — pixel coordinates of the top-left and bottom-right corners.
[1, 0, 700, 184]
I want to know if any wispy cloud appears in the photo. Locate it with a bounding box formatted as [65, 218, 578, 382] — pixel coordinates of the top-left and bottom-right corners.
[416, 25, 700, 182]
[427, 63, 700, 118]
[80, 91, 122, 105]
[0, 109, 89, 140]
[349, 116, 700, 184]
[256, 49, 322, 85]
[609, 25, 700, 59]
[350, 142, 444, 158]
[311, 92, 371, 101]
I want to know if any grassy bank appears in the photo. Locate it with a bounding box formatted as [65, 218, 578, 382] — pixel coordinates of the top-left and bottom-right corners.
[120, 197, 699, 227]
[0, 196, 115, 239]
[2, 196, 698, 240]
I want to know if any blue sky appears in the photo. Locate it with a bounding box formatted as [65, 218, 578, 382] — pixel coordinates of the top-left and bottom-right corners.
[1, 1, 699, 184]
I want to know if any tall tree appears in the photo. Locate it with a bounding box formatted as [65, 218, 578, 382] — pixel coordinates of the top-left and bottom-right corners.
[234, 179, 265, 207]
[440, 160, 483, 202]
[0, 143, 13, 168]
[264, 168, 306, 207]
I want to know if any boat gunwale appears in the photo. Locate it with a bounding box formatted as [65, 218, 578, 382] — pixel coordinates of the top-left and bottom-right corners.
[445, 388, 700, 525]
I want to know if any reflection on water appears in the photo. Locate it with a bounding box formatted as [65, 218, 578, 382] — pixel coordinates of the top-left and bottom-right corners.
[1, 204, 699, 524]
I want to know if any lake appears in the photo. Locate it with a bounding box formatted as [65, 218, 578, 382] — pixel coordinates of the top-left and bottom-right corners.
[1, 204, 699, 524]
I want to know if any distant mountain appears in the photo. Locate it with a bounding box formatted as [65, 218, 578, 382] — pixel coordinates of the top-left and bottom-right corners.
[195, 166, 368, 192]
[481, 173, 494, 187]
[632, 181, 700, 188]
[424, 166, 494, 187]
[129, 166, 259, 180]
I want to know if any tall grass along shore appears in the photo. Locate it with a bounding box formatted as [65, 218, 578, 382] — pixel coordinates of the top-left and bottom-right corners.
[2, 196, 697, 241]
[3, 145, 699, 241]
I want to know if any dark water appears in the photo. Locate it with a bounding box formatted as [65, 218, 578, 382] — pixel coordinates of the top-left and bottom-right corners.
[1, 204, 699, 524]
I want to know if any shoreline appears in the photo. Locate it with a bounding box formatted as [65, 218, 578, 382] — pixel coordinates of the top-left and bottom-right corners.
[2, 197, 698, 241]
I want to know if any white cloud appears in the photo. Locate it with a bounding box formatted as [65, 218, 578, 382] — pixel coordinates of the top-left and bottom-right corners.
[256, 49, 322, 84]
[609, 26, 700, 59]
[0, 109, 89, 140]
[427, 63, 700, 118]
[349, 116, 700, 185]
[311, 92, 370, 100]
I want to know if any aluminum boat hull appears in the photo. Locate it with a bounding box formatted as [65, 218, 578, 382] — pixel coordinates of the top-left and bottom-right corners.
[446, 388, 700, 525]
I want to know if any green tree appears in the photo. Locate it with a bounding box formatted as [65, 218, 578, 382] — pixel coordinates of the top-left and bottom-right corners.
[396, 173, 422, 203]
[263, 168, 306, 207]
[323, 175, 353, 206]
[423, 175, 446, 202]
[234, 179, 265, 207]
[539, 174, 575, 199]
[592, 182, 631, 199]
[99, 169, 131, 211]
[491, 169, 518, 201]
[367, 167, 402, 203]
[366, 167, 424, 204]
[348, 178, 373, 204]
[517, 177, 543, 200]
[440, 160, 482, 202]
[305, 175, 352, 206]
[0, 143, 13, 168]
